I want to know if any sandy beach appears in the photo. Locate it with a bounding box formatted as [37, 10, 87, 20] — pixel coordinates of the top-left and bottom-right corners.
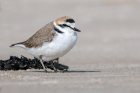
[0, 0, 140, 93]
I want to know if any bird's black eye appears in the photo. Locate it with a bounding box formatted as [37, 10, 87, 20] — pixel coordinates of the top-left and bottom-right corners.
[59, 24, 74, 30]
[63, 24, 67, 26]
[59, 24, 68, 28]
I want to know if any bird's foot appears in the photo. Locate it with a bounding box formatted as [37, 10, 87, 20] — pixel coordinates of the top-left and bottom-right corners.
[54, 69, 58, 73]
[44, 69, 49, 73]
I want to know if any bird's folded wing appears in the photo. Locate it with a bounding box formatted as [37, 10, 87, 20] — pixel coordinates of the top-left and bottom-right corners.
[20, 22, 56, 48]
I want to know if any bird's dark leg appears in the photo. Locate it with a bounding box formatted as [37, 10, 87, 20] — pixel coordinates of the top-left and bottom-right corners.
[51, 58, 59, 72]
[56, 58, 59, 63]
[39, 55, 48, 73]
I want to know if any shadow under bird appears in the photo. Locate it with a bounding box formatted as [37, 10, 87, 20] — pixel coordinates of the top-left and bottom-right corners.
[10, 16, 81, 72]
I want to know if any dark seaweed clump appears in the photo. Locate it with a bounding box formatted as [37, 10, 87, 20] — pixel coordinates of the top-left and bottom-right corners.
[0, 56, 69, 71]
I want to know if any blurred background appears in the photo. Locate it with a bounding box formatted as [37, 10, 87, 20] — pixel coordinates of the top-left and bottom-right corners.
[0, 0, 140, 66]
[0, 0, 140, 93]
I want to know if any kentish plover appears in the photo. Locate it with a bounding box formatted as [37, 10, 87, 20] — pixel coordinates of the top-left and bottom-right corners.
[10, 16, 81, 72]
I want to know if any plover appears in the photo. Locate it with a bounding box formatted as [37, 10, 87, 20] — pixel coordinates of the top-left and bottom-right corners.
[10, 16, 81, 72]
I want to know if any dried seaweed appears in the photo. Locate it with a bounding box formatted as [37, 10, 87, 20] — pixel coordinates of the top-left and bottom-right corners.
[0, 56, 69, 71]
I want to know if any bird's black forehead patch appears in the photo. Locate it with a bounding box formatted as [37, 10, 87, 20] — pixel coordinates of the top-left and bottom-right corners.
[66, 19, 75, 23]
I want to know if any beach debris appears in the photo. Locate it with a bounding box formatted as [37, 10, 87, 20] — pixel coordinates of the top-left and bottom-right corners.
[0, 56, 69, 71]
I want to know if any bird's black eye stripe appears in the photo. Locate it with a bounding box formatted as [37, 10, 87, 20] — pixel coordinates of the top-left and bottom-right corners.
[59, 24, 74, 30]
[63, 24, 67, 26]
[63, 24, 74, 30]
[59, 24, 69, 28]
[59, 24, 64, 28]
[63, 24, 70, 28]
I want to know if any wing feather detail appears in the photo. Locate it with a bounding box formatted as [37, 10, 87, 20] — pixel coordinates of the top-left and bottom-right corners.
[12, 22, 56, 48]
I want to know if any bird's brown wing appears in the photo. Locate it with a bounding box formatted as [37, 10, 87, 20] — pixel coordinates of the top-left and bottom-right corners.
[12, 22, 56, 48]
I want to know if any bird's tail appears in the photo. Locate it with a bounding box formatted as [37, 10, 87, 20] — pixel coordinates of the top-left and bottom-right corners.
[10, 44, 16, 47]
[10, 42, 25, 48]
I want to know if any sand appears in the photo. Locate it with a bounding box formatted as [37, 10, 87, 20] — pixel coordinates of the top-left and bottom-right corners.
[0, 0, 140, 93]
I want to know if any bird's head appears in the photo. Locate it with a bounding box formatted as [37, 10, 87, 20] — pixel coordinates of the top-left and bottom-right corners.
[53, 16, 81, 34]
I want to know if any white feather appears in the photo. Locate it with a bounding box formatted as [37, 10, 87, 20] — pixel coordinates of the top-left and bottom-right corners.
[27, 30, 77, 61]
[13, 44, 26, 49]
[12, 21, 78, 61]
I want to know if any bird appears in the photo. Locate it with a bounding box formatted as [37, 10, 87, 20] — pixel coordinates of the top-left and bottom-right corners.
[10, 16, 81, 72]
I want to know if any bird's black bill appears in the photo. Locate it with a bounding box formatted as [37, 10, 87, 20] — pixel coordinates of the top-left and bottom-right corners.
[74, 28, 81, 32]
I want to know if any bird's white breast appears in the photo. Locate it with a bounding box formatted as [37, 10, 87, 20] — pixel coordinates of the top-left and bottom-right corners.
[27, 32, 78, 61]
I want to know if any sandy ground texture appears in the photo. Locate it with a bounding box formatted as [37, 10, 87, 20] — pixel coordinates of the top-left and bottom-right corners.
[0, 0, 140, 93]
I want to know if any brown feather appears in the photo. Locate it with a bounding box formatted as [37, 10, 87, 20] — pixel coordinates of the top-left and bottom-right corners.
[12, 22, 56, 48]
[55, 16, 72, 25]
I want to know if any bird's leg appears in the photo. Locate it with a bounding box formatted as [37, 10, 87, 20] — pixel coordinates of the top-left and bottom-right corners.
[56, 58, 59, 63]
[51, 58, 59, 72]
[39, 55, 48, 73]
[50, 61, 56, 72]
